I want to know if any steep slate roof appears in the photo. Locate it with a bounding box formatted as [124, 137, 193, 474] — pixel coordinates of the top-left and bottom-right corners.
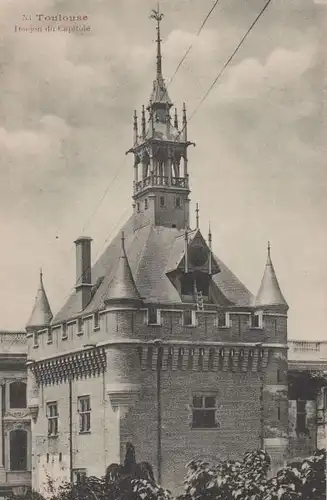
[26, 271, 53, 329]
[53, 219, 254, 324]
[254, 245, 288, 308]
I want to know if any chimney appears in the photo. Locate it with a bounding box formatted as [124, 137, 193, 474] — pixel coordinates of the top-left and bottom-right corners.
[74, 236, 93, 310]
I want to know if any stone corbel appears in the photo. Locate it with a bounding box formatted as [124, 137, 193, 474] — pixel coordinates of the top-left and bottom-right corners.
[28, 398, 39, 422]
[107, 384, 141, 419]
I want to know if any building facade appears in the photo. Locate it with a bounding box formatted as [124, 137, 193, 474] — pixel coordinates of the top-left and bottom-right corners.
[0, 331, 31, 498]
[25, 10, 291, 496]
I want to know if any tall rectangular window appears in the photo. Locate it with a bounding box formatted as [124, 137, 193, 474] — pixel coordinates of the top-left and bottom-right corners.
[94, 312, 100, 330]
[78, 396, 91, 433]
[183, 310, 193, 326]
[192, 395, 217, 429]
[47, 402, 58, 437]
[148, 307, 158, 325]
[296, 400, 306, 433]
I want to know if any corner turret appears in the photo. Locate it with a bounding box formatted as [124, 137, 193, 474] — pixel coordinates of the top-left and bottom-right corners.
[255, 242, 288, 310]
[26, 270, 53, 332]
[105, 233, 141, 306]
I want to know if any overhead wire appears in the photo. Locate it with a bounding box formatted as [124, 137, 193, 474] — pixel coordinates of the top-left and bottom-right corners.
[178, 0, 273, 138]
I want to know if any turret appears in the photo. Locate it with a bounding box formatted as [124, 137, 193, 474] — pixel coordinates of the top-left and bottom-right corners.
[254, 242, 288, 310]
[105, 232, 141, 307]
[26, 270, 53, 332]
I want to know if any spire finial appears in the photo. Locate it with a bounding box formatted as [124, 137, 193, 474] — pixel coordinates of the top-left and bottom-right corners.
[195, 203, 199, 229]
[141, 105, 146, 139]
[208, 222, 212, 245]
[267, 240, 271, 258]
[174, 108, 178, 129]
[150, 3, 164, 78]
[133, 110, 138, 146]
[182, 102, 187, 141]
[121, 231, 125, 251]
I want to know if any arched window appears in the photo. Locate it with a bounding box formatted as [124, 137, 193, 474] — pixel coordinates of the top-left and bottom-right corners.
[9, 382, 27, 409]
[10, 429, 27, 471]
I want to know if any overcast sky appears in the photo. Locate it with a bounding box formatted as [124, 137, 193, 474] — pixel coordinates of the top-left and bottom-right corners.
[0, 0, 326, 339]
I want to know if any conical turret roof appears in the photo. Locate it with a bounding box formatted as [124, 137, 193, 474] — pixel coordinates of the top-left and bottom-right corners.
[255, 243, 288, 308]
[105, 233, 141, 303]
[26, 270, 53, 330]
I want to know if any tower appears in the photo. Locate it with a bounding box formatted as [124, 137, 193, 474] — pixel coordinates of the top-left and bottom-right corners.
[127, 8, 195, 231]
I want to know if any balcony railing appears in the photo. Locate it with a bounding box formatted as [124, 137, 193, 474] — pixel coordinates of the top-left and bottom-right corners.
[134, 175, 188, 193]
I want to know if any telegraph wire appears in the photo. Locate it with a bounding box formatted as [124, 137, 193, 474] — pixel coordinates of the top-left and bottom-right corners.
[166, 0, 221, 88]
[177, 0, 273, 138]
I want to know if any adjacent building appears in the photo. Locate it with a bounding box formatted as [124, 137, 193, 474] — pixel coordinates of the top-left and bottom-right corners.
[0, 331, 30, 497]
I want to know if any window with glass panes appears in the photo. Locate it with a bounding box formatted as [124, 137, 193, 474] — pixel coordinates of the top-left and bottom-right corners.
[78, 396, 91, 433]
[192, 395, 217, 429]
[47, 402, 58, 436]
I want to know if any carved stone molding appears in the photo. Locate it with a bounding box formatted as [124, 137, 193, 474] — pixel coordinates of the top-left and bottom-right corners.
[139, 345, 270, 373]
[4, 409, 30, 420]
[4, 421, 30, 432]
[107, 383, 141, 418]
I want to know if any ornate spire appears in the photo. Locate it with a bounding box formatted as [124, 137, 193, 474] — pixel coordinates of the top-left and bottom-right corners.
[105, 232, 141, 304]
[254, 242, 288, 309]
[26, 269, 53, 331]
[148, 6, 172, 111]
[151, 4, 163, 78]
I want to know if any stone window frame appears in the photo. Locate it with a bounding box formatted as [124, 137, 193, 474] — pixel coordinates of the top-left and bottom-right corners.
[190, 392, 219, 430]
[47, 401, 59, 438]
[78, 395, 91, 434]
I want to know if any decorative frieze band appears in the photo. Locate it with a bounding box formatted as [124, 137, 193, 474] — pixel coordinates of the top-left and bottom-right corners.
[141, 346, 270, 372]
[31, 347, 107, 386]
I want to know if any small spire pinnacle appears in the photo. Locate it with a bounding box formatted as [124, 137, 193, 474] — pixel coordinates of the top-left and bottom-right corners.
[267, 240, 271, 257]
[184, 227, 189, 274]
[208, 223, 212, 275]
[141, 105, 146, 139]
[174, 108, 178, 129]
[121, 231, 125, 250]
[208, 223, 212, 246]
[195, 203, 199, 229]
[133, 110, 138, 146]
[182, 102, 187, 141]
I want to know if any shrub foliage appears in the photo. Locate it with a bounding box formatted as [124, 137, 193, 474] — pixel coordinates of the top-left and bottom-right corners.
[6, 447, 326, 500]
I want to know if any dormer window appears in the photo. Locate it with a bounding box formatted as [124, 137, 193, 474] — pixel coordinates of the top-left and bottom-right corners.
[160, 196, 165, 207]
[175, 197, 181, 208]
[136, 202, 140, 213]
[33, 332, 39, 348]
[145, 199, 148, 210]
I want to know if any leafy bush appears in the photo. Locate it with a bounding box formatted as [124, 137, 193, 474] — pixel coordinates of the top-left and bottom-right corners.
[178, 449, 326, 500]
